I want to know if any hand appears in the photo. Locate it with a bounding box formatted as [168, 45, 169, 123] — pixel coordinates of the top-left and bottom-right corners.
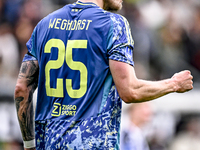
[172, 70, 193, 93]
[24, 148, 36, 150]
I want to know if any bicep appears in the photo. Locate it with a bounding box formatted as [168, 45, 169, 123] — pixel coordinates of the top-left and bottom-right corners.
[109, 59, 138, 102]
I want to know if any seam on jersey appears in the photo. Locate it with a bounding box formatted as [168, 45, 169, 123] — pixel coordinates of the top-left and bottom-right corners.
[107, 14, 114, 51]
[31, 28, 37, 59]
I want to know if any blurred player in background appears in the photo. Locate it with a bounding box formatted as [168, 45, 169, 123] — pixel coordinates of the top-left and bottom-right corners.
[14, 0, 193, 149]
[120, 102, 152, 150]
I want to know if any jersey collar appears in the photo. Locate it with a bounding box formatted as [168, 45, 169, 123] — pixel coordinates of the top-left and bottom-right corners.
[75, 1, 97, 7]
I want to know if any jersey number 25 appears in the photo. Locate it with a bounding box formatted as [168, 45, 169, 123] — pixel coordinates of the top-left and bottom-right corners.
[44, 39, 88, 98]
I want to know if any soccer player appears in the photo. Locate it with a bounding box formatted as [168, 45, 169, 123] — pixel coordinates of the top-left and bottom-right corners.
[14, 0, 193, 149]
[120, 103, 152, 150]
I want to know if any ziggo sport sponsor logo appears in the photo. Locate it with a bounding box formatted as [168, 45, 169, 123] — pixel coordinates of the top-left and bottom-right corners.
[51, 103, 77, 117]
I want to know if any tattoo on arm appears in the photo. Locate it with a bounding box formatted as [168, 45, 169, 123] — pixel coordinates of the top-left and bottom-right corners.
[15, 60, 39, 141]
[15, 97, 35, 141]
[18, 60, 39, 88]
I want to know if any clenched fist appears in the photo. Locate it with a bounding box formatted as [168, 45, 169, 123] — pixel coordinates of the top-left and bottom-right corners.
[172, 70, 193, 93]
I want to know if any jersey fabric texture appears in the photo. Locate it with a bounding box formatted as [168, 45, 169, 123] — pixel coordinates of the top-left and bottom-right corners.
[24, 1, 134, 149]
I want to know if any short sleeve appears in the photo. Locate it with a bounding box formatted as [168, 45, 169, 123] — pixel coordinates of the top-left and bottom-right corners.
[25, 27, 38, 61]
[107, 14, 134, 66]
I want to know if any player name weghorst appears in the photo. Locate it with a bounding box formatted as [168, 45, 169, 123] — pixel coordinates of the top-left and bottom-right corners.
[49, 18, 92, 30]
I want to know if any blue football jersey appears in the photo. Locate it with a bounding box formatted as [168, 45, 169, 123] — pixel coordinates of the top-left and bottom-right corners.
[24, 1, 134, 149]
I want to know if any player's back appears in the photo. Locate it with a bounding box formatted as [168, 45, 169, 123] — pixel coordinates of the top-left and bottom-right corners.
[35, 1, 111, 121]
[32, 1, 122, 149]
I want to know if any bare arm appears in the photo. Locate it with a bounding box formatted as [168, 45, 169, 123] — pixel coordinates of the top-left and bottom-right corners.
[109, 60, 193, 103]
[14, 60, 39, 150]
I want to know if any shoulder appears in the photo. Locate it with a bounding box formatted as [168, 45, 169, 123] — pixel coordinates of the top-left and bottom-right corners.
[107, 13, 131, 38]
[36, 5, 69, 27]
[108, 13, 131, 39]
[46, 5, 69, 18]
[108, 13, 129, 26]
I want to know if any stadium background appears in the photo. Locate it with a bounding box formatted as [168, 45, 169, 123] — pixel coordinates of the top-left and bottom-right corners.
[0, 0, 200, 149]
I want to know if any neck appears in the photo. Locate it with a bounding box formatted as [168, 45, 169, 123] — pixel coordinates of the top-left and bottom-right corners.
[79, 0, 103, 8]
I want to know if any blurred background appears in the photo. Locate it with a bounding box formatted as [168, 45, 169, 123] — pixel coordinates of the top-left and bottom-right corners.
[0, 0, 199, 149]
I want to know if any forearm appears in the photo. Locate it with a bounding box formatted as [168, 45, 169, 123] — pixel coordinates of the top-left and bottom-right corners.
[132, 70, 193, 102]
[14, 60, 39, 148]
[15, 89, 35, 141]
[129, 78, 175, 102]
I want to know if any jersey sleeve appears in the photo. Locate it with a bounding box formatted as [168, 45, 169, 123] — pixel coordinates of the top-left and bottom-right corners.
[23, 27, 38, 62]
[107, 13, 134, 66]
[22, 52, 37, 62]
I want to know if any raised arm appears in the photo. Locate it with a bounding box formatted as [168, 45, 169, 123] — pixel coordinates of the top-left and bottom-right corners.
[14, 60, 39, 150]
[109, 60, 193, 103]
